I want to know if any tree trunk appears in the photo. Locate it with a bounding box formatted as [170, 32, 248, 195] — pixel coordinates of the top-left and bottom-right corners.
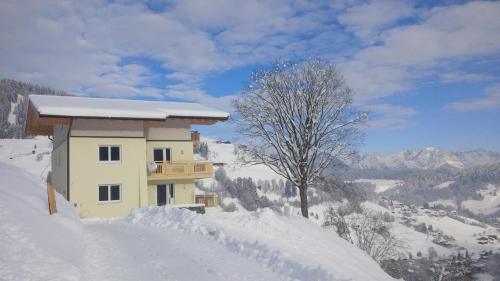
[299, 183, 308, 218]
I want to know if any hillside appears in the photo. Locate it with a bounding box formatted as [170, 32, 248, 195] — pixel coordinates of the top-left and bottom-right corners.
[0, 79, 70, 138]
[197, 139, 500, 253]
[0, 137, 396, 281]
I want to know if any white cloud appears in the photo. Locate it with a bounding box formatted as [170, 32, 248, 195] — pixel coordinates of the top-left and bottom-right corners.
[360, 103, 417, 129]
[341, 1, 500, 102]
[0, 0, 499, 127]
[0, 0, 340, 99]
[356, 1, 500, 66]
[447, 84, 500, 112]
[339, 0, 415, 42]
[163, 84, 236, 112]
[439, 71, 495, 84]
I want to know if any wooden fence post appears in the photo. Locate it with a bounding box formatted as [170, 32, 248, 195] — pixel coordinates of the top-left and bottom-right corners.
[47, 183, 57, 215]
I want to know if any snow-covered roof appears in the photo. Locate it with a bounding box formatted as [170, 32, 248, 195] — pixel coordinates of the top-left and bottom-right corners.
[29, 95, 229, 120]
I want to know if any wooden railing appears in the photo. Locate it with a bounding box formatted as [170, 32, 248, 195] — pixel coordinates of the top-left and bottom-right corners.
[148, 161, 213, 180]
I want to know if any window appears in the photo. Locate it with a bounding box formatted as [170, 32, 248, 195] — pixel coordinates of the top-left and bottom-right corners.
[98, 184, 121, 202]
[153, 148, 171, 163]
[99, 145, 121, 162]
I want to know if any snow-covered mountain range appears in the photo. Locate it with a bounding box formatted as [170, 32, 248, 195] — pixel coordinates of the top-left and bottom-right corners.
[349, 147, 500, 170]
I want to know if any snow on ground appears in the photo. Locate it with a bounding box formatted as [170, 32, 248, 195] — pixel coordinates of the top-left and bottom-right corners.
[203, 138, 283, 182]
[434, 181, 455, 189]
[430, 199, 457, 209]
[412, 213, 497, 253]
[7, 95, 23, 125]
[353, 179, 404, 193]
[0, 136, 52, 180]
[126, 206, 395, 281]
[462, 184, 500, 215]
[308, 202, 454, 258]
[360, 202, 455, 257]
[0, 162, 84, 281]
[82, 220, 287, 281]
[0, 137, 395, 281]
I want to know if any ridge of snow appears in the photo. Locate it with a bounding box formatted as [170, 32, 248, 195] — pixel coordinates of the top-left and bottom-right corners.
[351, 148, 500, 170]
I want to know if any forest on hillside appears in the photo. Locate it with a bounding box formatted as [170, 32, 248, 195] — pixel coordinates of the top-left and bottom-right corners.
[0, 79, 70, 138]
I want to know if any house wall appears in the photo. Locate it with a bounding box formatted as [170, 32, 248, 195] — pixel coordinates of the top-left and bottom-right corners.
[144, 119, 191, 140]
[146, 141, 194, 162]
[147, 180, 195, 206]
[53, 124, 69, 148]
[69, 137, 148, 218]
[51, 125, 69, 199]
[71, 119, 144, 137]
[64, 118, 200, 218]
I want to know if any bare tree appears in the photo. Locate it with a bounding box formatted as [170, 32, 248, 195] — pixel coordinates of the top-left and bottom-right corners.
[323, 205, 408, 262]
[233, 58, 366, 217]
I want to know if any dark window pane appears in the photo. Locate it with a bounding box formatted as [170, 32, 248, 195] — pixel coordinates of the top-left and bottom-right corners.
[99, 185, 108, 201]
[110, 146, 120, 161]
[99, 147, 109, 161]
[165, 149, 171, 161]
[154, 149, 163, 162]
[169, 184, 174, 198]
[110, 185, 120, 200]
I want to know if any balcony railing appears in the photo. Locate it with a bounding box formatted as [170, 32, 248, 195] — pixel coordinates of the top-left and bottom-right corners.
[147, 161, 213, 180]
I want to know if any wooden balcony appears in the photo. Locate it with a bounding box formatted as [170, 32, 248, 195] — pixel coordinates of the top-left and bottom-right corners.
[147, 161, 213, 180]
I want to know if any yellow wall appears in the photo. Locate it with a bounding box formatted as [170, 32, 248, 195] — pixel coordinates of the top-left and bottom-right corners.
[69, 137, 148, 218]
[146, 141, 194, 162]
[66, 136, 197, 218]
[147, 180, 195, 206]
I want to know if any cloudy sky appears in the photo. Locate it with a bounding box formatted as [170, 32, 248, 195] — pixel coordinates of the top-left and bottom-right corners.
[1, 0, 499, 152]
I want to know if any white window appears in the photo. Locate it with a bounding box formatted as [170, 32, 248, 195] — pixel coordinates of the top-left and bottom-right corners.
[153, 148, 171, 163]
[99, 145, 121, 162]
[98, 184, 121, 203]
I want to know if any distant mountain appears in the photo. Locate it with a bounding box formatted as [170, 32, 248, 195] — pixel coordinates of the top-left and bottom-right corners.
[348, 147, 500, 170]
[0, 79, 70, 138]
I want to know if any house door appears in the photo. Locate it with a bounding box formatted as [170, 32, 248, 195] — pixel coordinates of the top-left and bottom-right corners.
[157, 184, 167, 206]
[157, 184, 175, 206]
[153, 148, 171, 163]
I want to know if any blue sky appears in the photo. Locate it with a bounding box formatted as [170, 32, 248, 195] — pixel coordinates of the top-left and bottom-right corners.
[1, 0, 499, 153]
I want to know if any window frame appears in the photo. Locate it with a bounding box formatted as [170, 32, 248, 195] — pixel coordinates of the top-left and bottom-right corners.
[153, 147, 171, 163]
[97, 184, 122, 203]
[98, 145, 122, 163]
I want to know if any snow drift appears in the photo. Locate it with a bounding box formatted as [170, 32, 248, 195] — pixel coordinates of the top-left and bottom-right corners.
[126, 206, 395, 281]
[0, 163, 84, 281]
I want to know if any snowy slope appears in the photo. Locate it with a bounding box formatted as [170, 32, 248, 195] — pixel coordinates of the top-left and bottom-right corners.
[0, 163, 84, 281]
[0, 138, 396, 281]
[462, 184, 500, 215]
[203, 138, 284, 182]
[308, 201, 500, 259]
[0, 136, 52, 181]
[353, 179, 404, 193]
[126, 206, 395, 281]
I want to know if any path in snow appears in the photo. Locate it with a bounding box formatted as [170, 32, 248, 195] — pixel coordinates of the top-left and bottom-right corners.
[82, 222, 289, 281]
